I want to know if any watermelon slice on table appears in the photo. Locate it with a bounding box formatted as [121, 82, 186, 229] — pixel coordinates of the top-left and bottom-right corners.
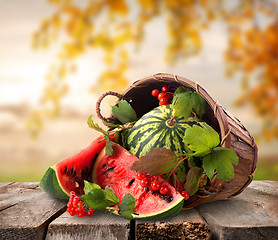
[40, 135, 109, 199]
[92, 143, 184, 220]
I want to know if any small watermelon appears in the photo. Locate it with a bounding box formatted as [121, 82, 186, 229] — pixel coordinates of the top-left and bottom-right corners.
[40, 135, 108, 199]
[127, 104, 197, 158]
[92, 143, 184, 220]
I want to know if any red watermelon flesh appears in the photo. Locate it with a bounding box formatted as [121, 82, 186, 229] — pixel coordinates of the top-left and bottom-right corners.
[56, 135, 108, 196]
[92, 143, 184, 217]
[40, 135, 110, 199]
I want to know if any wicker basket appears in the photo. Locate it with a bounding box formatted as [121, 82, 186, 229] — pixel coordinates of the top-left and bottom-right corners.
[96, 73, 258, 209]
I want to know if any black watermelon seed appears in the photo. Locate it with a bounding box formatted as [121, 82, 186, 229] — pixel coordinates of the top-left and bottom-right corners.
[81, 169, 85, 178]
[128, 178, 135, 187]
[72, 169, 76, 178]
[167, 196, 173, 203]
[71, 168, 74, 176]
[103, 166, 116, 175]
[107, 167, 115, 171]
[64, 166, 67, 174]
[160, 194, 167, 200]
[85, 167, 90, 177]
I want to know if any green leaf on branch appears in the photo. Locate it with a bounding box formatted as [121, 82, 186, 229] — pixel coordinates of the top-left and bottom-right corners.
[81, 182, 136, 219]
[191, 92, 208, 117]
[87, 115, 109, 135]
[129, 148, 178, 176]
[82, 189, 109, 209]
[183, 122, 220, 156]
[118, 193, 136, 220]
[111, 100, 137, 124]
[171, 87, 208, 119]
[172, 91, 193, 119]
[104, 135, 114, 156]
[202, 147, 239, 180]
[105, 186, 120, 206]
[183, 167, 204, 196]
[84, 180, 101, 194]
[87, 116, 114, 155]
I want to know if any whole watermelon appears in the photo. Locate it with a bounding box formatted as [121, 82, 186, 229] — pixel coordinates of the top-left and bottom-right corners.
[127, 104, 198, 158]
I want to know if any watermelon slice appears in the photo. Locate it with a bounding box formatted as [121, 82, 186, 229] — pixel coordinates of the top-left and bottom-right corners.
[40, 135, 108, 199]
[92, 143, 184, 220]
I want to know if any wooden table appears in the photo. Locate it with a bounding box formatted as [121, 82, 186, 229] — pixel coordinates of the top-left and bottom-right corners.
[0, 181, 277, 240]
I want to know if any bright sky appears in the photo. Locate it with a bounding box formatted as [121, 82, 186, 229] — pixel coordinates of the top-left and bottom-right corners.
[0, 0, 277, 156]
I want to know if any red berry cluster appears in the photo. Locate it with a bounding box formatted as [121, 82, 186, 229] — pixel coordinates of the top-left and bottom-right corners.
[136, 172, 171, 195]
[151, 85, 173, 106]
[136, 172, 190, 200]
[67, 191, 95, 217]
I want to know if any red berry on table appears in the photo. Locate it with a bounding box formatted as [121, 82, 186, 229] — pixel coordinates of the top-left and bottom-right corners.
[151, 89, 160, 97]
[86, 209, 94, 217]
[161, 85, 169, 93]
[181, 191, 190, 200]
[78, 212, 86, 218]
[72, 196, 79, 207]
[70, 191, 76, 197]
[76, 206, 84, 214]
[140, 178, 149, 188]
[151, 181, 161, 191]
[159, 186, 169, 195]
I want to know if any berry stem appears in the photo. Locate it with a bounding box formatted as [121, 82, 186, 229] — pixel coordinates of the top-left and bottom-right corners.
[160, 156, 188, 188]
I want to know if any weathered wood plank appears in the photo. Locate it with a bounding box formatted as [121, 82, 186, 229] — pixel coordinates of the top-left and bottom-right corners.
[196, 180, 278, 240]
[46, 210, 130, 240]
[0, 182, 66, 240]
[136, 209, 212, 239]
[0, 182, 40, 210]
[0, 182, 13, 188]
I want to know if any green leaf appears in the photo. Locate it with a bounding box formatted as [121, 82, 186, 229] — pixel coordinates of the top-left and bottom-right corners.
[83, 180, 101, 195]
[81, 189, 109, 209]
[121, 129, 131, 149]
[105, 186, 120, 206]
[104, 135, 114, 156]
[111, 100, 137, 124]
[171, 91, 193, 119]
[174, 86, 189, 95]
[87, 116, 114, 155]
[171, 89, 208, 119]
[87, 115, 109, 136]
[183, 167, 203, 196]
[118, 193, 136, 220]
[202, 147, 239, 180]
[183, 122, 220, 156]
[191, 92, 208, 118]
[129, 148, 178, 176]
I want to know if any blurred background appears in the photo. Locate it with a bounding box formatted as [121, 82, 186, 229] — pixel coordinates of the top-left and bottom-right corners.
[0, 0, 277, 182]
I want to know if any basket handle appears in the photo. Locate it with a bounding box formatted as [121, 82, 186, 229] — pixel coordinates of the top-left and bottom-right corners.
[96, 91, 125, 123]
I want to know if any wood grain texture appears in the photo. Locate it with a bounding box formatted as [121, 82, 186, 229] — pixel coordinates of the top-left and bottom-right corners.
[136, 209, 212, 240]
[46, 210, 130, 240]
[196, 181, 278, 240]
[0, 182, 66, 240]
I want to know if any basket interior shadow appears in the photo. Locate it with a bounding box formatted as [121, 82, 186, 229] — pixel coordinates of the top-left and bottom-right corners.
[97, 73, 258, 209]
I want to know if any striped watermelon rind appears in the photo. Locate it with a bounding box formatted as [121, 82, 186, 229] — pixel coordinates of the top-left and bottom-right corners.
[127, 104, 197, 158]
[39, 166, 69, 200]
